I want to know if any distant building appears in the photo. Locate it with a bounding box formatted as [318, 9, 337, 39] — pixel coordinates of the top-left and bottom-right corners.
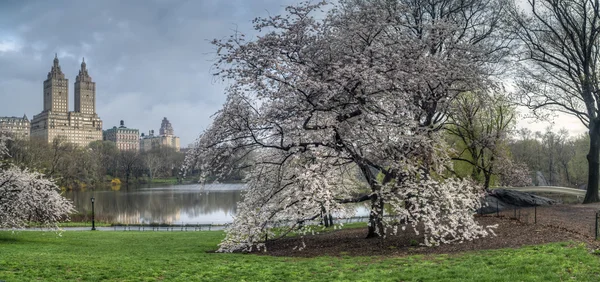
[0, 115, 30, 139]
[140, 117, 181, 152]
[30, 55, 103, 146]
[103, 120, 140, 151]
[159, 117, 174, 136]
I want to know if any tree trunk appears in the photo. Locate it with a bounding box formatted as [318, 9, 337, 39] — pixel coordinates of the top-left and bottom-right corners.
[547, 146, 554, 186]
[366, 193, 385, 238]
[563, 162, 571, 186]
[484, 171, 492, 191]
[320, 205, 330, 227]
[584, 121, 600, 203]
[125, 170, 131, 185]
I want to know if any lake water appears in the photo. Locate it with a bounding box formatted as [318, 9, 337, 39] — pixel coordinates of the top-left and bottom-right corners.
[64, 183, 370, 225]
[64, 184, 245, 225]
[63, 185, 585, 225]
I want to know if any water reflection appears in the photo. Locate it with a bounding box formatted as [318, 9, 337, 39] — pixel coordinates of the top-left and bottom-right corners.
[64, 184, 245, 224]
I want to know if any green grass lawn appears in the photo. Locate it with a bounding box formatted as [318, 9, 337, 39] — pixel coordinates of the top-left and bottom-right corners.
[1, 231, 599, 281]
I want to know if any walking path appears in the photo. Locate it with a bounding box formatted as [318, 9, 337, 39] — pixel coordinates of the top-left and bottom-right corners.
[504, 186, 585, 196]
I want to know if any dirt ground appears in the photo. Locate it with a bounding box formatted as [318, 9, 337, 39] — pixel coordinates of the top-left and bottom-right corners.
[258, 204, 600, 257]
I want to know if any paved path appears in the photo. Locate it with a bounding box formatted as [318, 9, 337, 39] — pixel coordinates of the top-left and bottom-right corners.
[2, 225, 227, 232]
[503, 186, 586, 196]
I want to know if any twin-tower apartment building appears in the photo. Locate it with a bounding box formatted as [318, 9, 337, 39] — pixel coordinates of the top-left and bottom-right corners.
[30, 55, 103, 146]
[3, 55, 181, 151]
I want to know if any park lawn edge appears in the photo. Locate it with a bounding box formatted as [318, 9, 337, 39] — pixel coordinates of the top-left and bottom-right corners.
[1, 230, 600, 281]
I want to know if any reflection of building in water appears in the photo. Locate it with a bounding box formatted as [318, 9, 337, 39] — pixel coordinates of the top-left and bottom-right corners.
[140, 210, 181, 224]
[115, 211, 142, 225]
[65, 185, 242, 224]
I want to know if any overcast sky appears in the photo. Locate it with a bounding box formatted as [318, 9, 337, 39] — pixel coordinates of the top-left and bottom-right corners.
[0, 0, 589, 147]
[0, 0, 299, 147]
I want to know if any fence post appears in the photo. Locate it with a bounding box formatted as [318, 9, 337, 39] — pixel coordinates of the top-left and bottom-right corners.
[496, 200, 499, 217]
[594, 211, 600, 240]
[534, 206, 537, 224]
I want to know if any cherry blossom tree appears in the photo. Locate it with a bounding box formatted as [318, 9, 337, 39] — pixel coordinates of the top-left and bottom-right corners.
[187, 0, 501, 252]
[0, 133, 75, 229]
[495, 158, 533, 187]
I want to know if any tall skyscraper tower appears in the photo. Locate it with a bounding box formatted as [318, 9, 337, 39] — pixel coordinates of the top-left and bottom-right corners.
[43, 54, 69, 113]
[159, 117, 174, 136]
[74, 58, 96, 115]
[30, 55, 103, 146]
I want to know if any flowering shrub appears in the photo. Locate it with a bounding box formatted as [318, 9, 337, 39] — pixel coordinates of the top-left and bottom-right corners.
[111, 178, 122, 186]
[0, 134, 75, 229]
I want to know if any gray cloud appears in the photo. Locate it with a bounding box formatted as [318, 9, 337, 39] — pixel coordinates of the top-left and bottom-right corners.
[0, 0, 298, 146]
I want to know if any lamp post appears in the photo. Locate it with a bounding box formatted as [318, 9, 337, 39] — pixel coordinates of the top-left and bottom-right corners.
[91, 197, 96, 231]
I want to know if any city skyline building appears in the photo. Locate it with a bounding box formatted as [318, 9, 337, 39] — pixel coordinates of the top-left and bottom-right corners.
[103, 120, 140, 151]
[140, 117, 180, 152]
[159, 117, 174, 136]
[0, 115, 30, 139]
[30, 55, 103, 146]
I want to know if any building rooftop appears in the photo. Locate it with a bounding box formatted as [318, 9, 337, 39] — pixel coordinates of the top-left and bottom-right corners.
[0, 115, 29, 122]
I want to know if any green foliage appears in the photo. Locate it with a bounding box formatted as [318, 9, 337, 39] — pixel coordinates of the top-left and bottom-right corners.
[0, 232, 599, 281]
[446, 133, 499, 186]
[445, 91, 516, 189]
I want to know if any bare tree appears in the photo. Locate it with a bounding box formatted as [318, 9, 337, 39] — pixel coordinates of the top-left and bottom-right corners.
[144, 151, 162, 182]
[398, 0, 514, 128]
[118, 150, 142, 185]
[509, 0, 600, 203]
[555, 129, 576, 185]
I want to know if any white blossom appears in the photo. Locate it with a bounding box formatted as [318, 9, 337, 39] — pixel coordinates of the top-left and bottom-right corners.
[186, 0, 501, 252]
[0, 133, 75, 229]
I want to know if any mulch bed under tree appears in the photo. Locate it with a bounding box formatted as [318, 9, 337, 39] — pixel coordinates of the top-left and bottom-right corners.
[255, 205, 600, 258]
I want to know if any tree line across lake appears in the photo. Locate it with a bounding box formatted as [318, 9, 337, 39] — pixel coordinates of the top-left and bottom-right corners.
[3, 137, 201, 189]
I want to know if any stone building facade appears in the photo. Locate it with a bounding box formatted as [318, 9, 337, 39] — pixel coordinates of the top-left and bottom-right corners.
[140, 117, 181, 152]
[159, 117, 174, 136]
[103, 120, 140, 151]
[30, 55, 103, 146]
[0, 115, 30, 139]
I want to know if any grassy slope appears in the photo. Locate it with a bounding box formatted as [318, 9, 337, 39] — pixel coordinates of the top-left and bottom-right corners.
[1, 231, 599, 281]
